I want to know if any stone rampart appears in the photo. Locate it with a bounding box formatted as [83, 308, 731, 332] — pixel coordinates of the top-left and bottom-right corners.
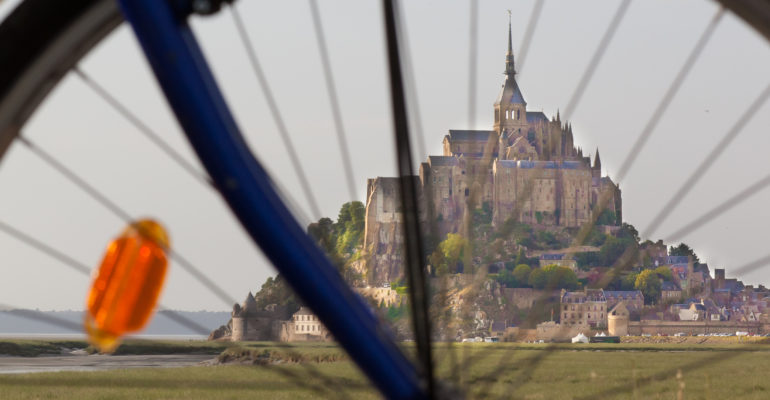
[628, 321, 763, 336]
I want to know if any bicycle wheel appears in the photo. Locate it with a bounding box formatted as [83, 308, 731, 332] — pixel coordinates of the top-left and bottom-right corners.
[2, 0, 770, 399]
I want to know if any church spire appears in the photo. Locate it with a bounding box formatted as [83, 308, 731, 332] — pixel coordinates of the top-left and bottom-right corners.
[505, 11, 516, 76]
[593, 148, 602, 170]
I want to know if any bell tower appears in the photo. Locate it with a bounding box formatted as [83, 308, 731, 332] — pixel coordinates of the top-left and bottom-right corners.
[494, 12, 528, 139]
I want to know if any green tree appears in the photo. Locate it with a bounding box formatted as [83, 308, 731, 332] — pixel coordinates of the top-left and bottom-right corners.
[618, 223, 640, 242]
[621, 272, 638, 290]
[669, 243, 700, 264]
[437, 233, 468, 273]
[429, 249, 447, 276]
[599, 236, 636, 266]
[512, 264, 532, 286]
[541, 264, 579, 290]
[334, 201, 365, 256]
[586, 227, 607, 247]
[654, 266, 673, 282]
[495, 268, 517, 287]
[307, 217, 336, 254]
[595, 210, 617, 226]
[635, 270, 661, 304]
[528, 268, 546, 289]
[514, 248, 527, 266]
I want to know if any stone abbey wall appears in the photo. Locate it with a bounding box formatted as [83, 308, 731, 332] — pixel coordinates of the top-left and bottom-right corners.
[627, 321, 764, 336]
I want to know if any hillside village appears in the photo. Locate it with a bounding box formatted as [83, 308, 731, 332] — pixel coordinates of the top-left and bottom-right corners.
[209, 19, 769, 343]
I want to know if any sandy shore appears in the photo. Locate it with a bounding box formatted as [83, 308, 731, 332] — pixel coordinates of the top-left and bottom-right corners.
[0, 354, 214, 374]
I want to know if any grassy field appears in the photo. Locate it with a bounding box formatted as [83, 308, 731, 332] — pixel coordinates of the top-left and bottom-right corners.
[0, 338, 231, 357]
[3, 341, 770, 399]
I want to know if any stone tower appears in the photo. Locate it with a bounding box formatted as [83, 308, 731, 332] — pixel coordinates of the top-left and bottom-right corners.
[494, 15, 528, 138]
[607, 301, 630, 336]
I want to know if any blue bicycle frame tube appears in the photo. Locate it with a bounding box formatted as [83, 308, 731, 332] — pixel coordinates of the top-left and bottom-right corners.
[115, 1, 425, 398]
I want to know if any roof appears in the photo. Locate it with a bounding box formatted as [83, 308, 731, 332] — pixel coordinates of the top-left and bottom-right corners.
[694, 263, 710, 274]
[667, 256, 689, 264]
[562, 289, 606, 303]
[242, 292, 259, 314]
[495, 76, 526, 105]
[446, 130, 496, 142]
[661, 281, 680, 291]
[518, 160, 558, 169]
[724, 279, 744, 293]
[562, 161, 582, 170]
[294, 307, 313, 316]
[491, 321, 507, 331]
[428, 156, 458, 167]
[497, 160, 587, 170]
[541, 253, 565, 260]
[526, 111, 547, 123]
[604, 290, 643, 300]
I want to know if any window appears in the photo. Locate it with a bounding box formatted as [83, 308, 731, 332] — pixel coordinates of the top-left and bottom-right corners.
[465, 188, 469, 197]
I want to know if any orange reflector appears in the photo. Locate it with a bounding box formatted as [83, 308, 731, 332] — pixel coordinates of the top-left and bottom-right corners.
[85, 219, 170, 352]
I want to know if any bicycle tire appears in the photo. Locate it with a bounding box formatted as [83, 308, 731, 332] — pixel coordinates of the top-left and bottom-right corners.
[0, 0, 121, 160]
[2, 1, 770, 399]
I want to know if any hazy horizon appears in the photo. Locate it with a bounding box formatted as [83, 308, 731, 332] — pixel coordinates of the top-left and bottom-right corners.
[1, 0, 769, 311]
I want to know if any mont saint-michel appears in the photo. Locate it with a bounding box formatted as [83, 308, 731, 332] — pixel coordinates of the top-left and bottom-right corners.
[363, 19, 621, 283]
[212, 19, 769, 345]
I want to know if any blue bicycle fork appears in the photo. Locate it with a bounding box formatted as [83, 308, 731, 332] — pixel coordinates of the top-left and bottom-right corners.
[115, 0, 426, 398]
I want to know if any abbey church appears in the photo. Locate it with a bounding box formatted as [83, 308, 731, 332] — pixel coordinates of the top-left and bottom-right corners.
[363, 21, 622, 283]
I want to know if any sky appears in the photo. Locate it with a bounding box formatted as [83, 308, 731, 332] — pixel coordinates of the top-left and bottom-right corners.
[0, 0, 769, 311]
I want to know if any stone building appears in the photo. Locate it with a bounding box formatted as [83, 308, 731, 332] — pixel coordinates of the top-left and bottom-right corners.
[560, 288, 607, 328]
[230, 292, 276, 341]
[363, 19, 622, 284]
[207, 293, 288, 342]
[661, 281, 683, 301]
[603, 290, 644, 312]
[539, 253, 577, 271]
[276, 307, 332, 342]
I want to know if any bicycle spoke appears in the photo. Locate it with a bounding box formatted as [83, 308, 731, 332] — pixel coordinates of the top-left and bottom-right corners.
[732, 253, 770, 276]
[515, 0, 545, 78]
[615, 7, 724, 184]
[561, 0, 632, 121]
[468, 0, 479, 127]
[0, 219, 91, 276]
[1, 306, 83, 332]
[642, 82, 770, 239]
[665, 172, 770, 241]
[0, 219, 213, 335]
[307, 0, 357, 202]
[16, 134, 236, 307]
[382, 0, 434, 395]
[73, 66, 213, 188]
[397, 5, 428, 163]
[229, 4, 322, 220]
